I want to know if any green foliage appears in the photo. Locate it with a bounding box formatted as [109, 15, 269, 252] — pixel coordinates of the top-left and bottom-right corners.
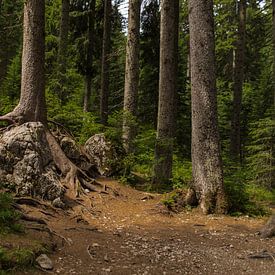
[0, 53, 21, 116]
[0, 246, 34, 271]
[0, 193, 23, 234]
[171, 158, 192, 189]
[247, 116, 275, 188]
[223, 163, 272, 216]
[132, 127, 156, 178]
[161, 189, 187, 211]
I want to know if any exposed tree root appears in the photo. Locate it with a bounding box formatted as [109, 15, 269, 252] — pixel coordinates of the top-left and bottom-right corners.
[0, 109, 28, 125]
[14, 197, 58, 212]
[0, 113, 17, 125]
[248, 251, 275, 262]
[20, 213, 48, 225]
[1, 116, 111, 203]
[25, 224, 71, 246]
[45, 130, 107, 198]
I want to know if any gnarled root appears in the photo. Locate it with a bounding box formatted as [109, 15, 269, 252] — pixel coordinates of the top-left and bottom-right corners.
[45, 130, 107, 198]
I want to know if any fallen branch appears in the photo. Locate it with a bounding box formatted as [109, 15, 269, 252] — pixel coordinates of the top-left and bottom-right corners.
[248, 251, 275, 262]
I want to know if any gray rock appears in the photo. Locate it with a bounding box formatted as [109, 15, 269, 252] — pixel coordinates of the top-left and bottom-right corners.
[84, 134, 120, 176]
[52, 197, 66, 209]
[0, 122, 65, 200]
[260, 215, 275, 238]
[36, 254, 53, 270]
[60, 136, 81, 160]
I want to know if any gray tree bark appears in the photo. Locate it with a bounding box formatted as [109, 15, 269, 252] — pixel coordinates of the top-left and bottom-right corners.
[122, 0, 141, 153]
[0, 0, 46, 124]
[83, 0, 95, 113]
[57, 0, 70, 102]
[230, 0, 246, 161]
[100, 0, 112, 125]
[152, 0, 179, 185]
[272, 0, 275, 187]
[188, 0, 227, 214]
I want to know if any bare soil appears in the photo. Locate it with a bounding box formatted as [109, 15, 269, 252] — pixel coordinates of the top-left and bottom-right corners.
[10, 178, 275, 274]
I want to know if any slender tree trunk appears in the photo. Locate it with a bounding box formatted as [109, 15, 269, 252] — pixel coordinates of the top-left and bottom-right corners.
[152, 0, 179, 185]
[188, 0, 227, 214]
[100, 0, 112, 125]
[273, 0, 275, 113]
[230, 0, 246, 161]
[83, 0, 95, 113]
[57, 0, 70, 102]
[122, 0, 141, 153]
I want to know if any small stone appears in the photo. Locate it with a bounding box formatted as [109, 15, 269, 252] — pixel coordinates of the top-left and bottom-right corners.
[102, 267, 111, 272]
[36, 254, 53, 270]
[104, 254, 109, 262]
[92, 243, 100, 248]
[52, 197, 65, 209]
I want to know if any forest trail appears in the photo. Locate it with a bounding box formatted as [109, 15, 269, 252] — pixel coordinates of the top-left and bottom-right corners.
[15, 178, 275, 275]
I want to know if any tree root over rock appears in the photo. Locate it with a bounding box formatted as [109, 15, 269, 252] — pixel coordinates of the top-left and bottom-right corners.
[45, 130, 107, 199]
[0, 121, 109, 202]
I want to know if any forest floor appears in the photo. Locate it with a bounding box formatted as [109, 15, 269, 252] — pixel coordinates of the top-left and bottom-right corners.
[4, 178, 275, 275]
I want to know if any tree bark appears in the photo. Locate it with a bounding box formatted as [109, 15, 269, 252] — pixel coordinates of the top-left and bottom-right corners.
[0, 0, 46, 124]
[152, 0, 179, 185]
[100, 0, 112, 125]
[83, 0, 95, 113]
[122, 0, 141, 153]
[188, 0, 227, 214]
[57, 0, 70, 103]
[272, 0, 275, 188]
[230, 0, 246, 161]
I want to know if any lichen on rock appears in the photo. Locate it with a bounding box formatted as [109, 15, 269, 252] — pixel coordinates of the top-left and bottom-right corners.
[0, 122, 65, 200]
[84, 133, 120, 176]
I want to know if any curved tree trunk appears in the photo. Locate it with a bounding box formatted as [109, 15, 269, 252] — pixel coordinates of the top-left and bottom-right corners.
[83, 0, 95, 113]
[0, 0, 102, 200]
[230, 0, 246, 161]
[100, 0, 112, 125]
[188, 0, 228, 214]
[152, 0, 179, 185]
[122, 0, 141, 153]
[0, 0, 45, 124]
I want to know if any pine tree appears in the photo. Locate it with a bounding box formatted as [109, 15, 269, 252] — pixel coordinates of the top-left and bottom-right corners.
[152, 0, 179, 186]
[122, 0, 141, 153]
[188, 0, 228, 214]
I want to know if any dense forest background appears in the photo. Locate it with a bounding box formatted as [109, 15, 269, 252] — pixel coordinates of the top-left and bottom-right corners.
[0, 0, 274, 215]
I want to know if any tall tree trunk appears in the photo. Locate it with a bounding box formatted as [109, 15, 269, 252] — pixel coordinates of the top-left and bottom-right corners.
[0, 0, 46, 124]
[272, 0, 275, 188]
[57, 0, 70, 103]
[230, 0, 246, 161]
[83, 0, 95, 113]
[122, 0, 141, 153]
[188, 0, 227, 214]
[100, 0, 112, 125]
[152, 0, 179, 185]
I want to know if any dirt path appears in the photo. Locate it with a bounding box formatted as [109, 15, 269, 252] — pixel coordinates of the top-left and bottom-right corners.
[16, 179, 275, 275]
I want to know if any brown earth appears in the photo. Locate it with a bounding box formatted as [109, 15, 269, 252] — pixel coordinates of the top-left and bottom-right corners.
[8, 178, 275, 275]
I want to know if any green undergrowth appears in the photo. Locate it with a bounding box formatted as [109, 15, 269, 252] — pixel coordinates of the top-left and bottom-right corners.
[224, 162, 274, 217]
[0, 191, 50, 273]
[0, 193, 23, 234]
[0, 246, 35, 272]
